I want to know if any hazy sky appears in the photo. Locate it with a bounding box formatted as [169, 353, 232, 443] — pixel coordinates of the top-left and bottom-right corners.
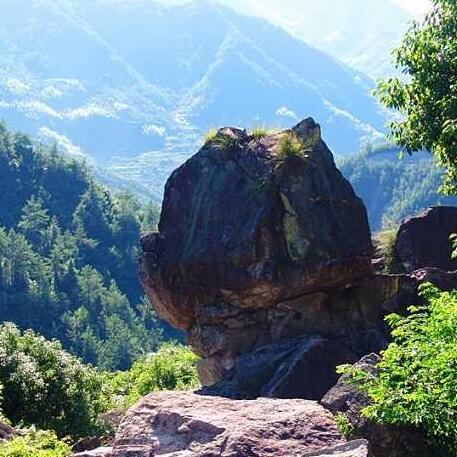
[392, 0, 431, 18]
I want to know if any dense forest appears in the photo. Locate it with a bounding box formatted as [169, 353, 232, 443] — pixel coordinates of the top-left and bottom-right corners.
[338, 143, 457, 231]
[0, 121, 171, 371]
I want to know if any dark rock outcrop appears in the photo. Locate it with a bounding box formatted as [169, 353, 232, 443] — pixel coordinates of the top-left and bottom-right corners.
[0, 421, 18, 442]
[321, 354, 435, 457]
[141, 119, 372, 329]
[394, 206, 457, 273]
[140, 119, 395, 391]
[72, 437, 113, 455]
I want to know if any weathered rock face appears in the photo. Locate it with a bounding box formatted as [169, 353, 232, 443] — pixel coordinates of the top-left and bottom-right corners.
[394, 206, 457, 273]
[141, 118, 372, 329]
[141, 119, 386, 389]
[79, 391, 347, 457]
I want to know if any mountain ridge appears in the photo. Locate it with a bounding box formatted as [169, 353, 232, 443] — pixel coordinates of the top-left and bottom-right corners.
[0, 1, 384, 176]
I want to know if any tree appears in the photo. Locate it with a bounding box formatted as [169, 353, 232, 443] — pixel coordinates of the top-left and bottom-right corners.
[376, 0, 457, 193]
[0, 323, 104, 438]
[0, 121, 168, 371]
[17, 196, 51, 253]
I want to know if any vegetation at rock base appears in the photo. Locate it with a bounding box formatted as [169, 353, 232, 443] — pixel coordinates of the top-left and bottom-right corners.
[334, 412, 355, 438]
[338, 284, 457, 455]
[375, 0, 457, 195]
[0, 324, 199, 449]
[0, 429, 71, 457]
[105, 343, 200, 408]
[0, 121, 167, 371]
[0, 323, 105, 438]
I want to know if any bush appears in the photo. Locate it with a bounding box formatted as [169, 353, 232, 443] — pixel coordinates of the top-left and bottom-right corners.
[0, 429, 71, 457]
[334, 412, 355, 438]
[339, 284, 457, 454]
[108, 343, 200, 407]
[0, 323, 104, 438]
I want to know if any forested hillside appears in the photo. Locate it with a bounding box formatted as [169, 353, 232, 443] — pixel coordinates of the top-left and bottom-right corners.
[338, 144, 457, 231]
[0, 0, 385, 199]
[0, 122, 166, 370]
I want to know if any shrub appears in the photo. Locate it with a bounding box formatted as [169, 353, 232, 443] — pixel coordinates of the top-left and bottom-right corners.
[0, 323, 104, 438]
[339, 284, 457, 455]
[334, 412, 355, 438]
[276, 132, 304, 161]
[0, 428, 71, 457]
[108, 343, 200, 407]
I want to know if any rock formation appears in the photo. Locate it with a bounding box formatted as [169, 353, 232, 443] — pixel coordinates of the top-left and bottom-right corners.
[394, 206, 457, 273]
[78, 121, 457, 457]
[140, 119, 401, 393]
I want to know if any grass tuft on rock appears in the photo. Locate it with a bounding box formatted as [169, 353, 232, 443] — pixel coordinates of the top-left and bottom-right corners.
[209, 132, 241, 151]
[204, 128, 218, 143]
[373, 227, 401, 273]
[250, 127, 269, 140]
[276, 132, 304, 161]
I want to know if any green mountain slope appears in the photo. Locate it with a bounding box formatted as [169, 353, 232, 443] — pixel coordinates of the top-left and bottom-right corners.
[0, 121, 168, 370]
[338, 145, 457, 231]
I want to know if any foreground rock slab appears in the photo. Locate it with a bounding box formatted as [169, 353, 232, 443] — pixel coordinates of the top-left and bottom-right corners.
[303, 439, 371, 456]
[79, 391, 347, 457]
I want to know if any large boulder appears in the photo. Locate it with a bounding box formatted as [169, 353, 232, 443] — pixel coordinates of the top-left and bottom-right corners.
[394, 206, 457, 273]
[78, 391, 347, 457]
[140, 119, 386, 389]
[140, 118, 372, 330]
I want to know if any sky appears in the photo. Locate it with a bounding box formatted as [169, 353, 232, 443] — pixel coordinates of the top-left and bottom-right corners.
[392, 0, 432, 18]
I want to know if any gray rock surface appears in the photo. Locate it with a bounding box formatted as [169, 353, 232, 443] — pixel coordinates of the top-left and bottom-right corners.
[303, 439, 371, 456]
[76, 391, 347, 457]
[72, 448, 113, 457]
